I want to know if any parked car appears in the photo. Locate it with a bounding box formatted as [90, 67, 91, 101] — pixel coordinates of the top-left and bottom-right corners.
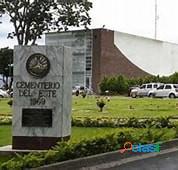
[130, 83, 163, 98]
[72, 86, 79, 95]
[153, 84, 178, 98]
[7, 88, 13, 97]
[72, 86, 93, 95]
[0, 89, 9, 98]
[128, 85, 139, 96]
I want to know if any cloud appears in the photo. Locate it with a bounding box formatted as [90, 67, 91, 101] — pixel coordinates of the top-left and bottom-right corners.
[0, 15, 13, 33]
[0, 15, 45, 48]
[1, 0, 178, 48]
[0, 15, 16, 48]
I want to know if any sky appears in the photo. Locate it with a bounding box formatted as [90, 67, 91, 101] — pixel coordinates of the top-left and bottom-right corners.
[1, 0, 178, 48]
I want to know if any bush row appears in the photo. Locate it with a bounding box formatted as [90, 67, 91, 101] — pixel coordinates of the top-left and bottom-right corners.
[0, 129, 170, 170]
[72, 117, 174, 128]
[0, 116, 12, 125]
[0, 116, 175, 128]
[0, 114, 11, 117]
[99, 72, 178, 94]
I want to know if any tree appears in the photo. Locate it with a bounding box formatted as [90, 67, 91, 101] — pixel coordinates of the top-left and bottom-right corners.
[169, 72, 178, 84]
[0, 47, 13, 89]
[0, 0, 92, 45]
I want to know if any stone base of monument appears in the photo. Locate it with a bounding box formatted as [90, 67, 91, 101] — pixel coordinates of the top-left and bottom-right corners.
[12, 136, 70, 150]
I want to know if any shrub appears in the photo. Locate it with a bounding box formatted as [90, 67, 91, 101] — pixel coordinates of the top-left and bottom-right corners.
[1, 159, 23, 170]
[0, 116, 174, 128]
[175, 125, 178, 138]
[0, 116, 12, 125]
[72, 117, 174, 128]
[0, 129, 173, 170]
[81, 92, 86, 98]
[137, 127, 166, 143]
[154, 117, 173, 128]
[7, 100, 13, 107]
[99, 72, 178, 94]
[99, 75, 129, 95]
[96, 98, 106, 112]
[127, 117, 140, 128]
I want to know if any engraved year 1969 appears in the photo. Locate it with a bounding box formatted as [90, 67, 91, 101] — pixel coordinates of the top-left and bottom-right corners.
[30, 97, 46, 106]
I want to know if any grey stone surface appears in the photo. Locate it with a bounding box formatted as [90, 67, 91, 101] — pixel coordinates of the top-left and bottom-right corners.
[13, 46, 72, 138]
[0, 145, 46, 156]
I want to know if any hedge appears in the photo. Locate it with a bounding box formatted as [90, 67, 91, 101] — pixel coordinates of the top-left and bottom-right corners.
[72, 117, 175, 128]
[0, 116, 12, 125]
[99, 72, 178, 94]
[0, 116, 175, 128]
[0, 129, 170, 170]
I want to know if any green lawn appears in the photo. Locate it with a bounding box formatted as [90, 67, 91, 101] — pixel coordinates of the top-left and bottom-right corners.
[0, 125, 176, 147]
[1, 125, 133, 146]
[0, 125, 11, 146]
[0, 125, 176, 165]
[1, 96, 178, 118]
[0, 99, 11, 115]
[1, 96, 178, 166]
[72, 96, 178, 118]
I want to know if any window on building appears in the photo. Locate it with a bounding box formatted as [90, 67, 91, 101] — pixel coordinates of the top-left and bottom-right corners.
[86, 77, 90, 88]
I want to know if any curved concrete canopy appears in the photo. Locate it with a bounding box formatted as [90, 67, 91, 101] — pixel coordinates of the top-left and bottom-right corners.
[114, 31, 178, 76]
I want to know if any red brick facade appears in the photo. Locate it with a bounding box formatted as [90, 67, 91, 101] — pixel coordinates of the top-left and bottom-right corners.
[92, 29, 149, 93]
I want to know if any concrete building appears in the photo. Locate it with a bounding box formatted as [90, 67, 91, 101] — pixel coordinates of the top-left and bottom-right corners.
[45, 28, 178, 93]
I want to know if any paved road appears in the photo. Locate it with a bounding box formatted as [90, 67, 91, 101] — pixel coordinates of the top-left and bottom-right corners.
[104, 150, 178, 170]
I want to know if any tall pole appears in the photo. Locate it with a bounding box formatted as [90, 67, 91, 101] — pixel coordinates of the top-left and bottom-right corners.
[155, 0, 158, 39]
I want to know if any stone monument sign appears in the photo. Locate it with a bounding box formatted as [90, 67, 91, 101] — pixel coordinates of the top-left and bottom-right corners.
[12, 46, 72, 150]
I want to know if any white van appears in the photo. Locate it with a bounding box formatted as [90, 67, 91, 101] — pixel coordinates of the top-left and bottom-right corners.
[130, 83, 163, 98]
[153, 84, 178, 98]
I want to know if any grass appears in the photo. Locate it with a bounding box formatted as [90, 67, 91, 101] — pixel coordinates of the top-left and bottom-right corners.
[0, 125, 176, 165]
[0, 125, 11, 146]
[0, 99, 11, 115]
[72, 96, 178, 118]
[70, 127, 176, 143]
[1, 96, 178, 166]
[0, 125, 176, 146]
[1, 125, 132, 146]
[2, 96, 178, 118]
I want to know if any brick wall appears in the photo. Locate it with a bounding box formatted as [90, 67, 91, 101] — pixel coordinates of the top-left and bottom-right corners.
[92, 29, 149, 93]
